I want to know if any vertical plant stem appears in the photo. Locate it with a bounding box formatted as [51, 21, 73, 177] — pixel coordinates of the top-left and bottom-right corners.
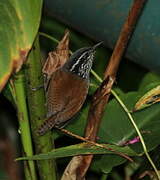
[14, 71, 37, 180]
[25, 35, 57, 180]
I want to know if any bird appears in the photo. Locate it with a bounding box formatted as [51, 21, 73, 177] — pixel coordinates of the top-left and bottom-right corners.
[37, 42, 102, 135]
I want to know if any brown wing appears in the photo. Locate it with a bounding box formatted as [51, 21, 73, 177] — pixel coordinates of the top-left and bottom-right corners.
[46, 69, 89, 123]
[37, 69, 89, 135]
[46, 70, 66, 117]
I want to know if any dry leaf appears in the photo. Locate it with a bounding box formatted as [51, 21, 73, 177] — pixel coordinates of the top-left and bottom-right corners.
[61, 156, 85, 180]
[133, 85, 160, 112]
[42, 30, 70, 90]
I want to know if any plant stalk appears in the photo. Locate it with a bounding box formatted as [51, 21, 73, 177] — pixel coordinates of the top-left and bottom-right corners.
[13, 71, 37, 180]
[25, 35, 57, 180]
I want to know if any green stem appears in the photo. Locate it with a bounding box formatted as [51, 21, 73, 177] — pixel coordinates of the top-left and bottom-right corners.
[91, 69, 102, 83]
[39, 32, 59, 43]
[13, 71, 37, 180]
[25, 35, 57, 180]
[39, 32, 72, 54]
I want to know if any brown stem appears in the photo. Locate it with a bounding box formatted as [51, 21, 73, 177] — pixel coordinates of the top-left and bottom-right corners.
[67, 0, 147, 179]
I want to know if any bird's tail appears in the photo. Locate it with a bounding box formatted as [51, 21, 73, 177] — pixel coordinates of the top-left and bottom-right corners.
[37, 115, 57, 136]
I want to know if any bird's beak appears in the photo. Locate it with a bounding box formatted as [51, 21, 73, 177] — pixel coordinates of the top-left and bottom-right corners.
[92, 41, 103, 50]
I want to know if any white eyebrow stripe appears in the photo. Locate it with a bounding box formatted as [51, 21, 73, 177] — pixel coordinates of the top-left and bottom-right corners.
[70, 51, 88, 71]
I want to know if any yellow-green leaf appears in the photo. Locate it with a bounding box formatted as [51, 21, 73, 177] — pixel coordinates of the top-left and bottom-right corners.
[133, 85, 160, 111]
[0, 0, 43, 91]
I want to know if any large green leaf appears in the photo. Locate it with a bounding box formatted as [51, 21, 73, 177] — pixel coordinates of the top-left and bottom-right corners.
[0, 0, 43, 91]
[92, 92, 160, 173]
[98, 92, 160, 151]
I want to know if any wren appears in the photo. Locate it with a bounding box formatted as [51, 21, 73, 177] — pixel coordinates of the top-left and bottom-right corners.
[37, 42, 102, 135]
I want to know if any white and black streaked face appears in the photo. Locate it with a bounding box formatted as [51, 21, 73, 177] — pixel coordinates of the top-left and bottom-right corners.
[63, 47, 95, 79]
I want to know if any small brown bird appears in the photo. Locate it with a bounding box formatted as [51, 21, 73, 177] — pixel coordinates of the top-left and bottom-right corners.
[37, 42, 102, 135]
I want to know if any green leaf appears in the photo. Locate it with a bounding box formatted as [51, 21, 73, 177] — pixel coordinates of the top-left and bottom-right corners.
[16, 142, 138, 161]
[0, 0, 43, 91]
[90, 91, 160, 174]
[91, 154, 125, 174]
[98, 92, 160, 153]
